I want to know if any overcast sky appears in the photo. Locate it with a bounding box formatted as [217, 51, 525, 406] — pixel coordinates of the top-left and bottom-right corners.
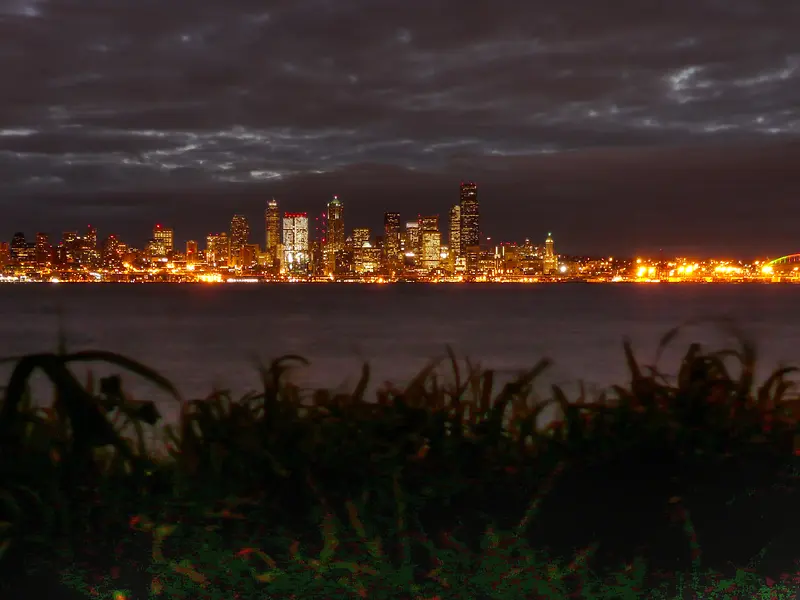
[1, 0, 799, 256]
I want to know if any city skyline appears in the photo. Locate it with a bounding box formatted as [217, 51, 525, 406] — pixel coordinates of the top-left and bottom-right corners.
[5, 176, 800, 285]
[1, 2, 799, 256]
[5, 176, 800, 265]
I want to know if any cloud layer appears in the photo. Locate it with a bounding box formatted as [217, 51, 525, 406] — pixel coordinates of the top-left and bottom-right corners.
[1, 0, 799, 254]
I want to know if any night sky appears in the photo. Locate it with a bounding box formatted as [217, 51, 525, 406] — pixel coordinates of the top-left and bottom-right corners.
[1, 0, 799, 257]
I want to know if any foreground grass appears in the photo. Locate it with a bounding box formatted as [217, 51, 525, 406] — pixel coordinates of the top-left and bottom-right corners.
[2, 319, 800, 598]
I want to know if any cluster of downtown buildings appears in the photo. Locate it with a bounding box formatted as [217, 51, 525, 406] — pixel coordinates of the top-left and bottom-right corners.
[0, 180, 792, 283]
[0, 181, 564, 283]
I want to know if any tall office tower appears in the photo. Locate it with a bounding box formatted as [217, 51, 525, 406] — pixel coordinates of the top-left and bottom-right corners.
[543, 232, 558, 274]
[383, 212, 401, 272]
[323, 195, 344, 274]
[81, 224, 98, 267]
[186, 240, 198, 263]
[205, 233, 229, 268]
[404, 221, 420, 255]
[62, 231, 79, 266]
[242, 244, 258, 270]
[421, 231, 441, 272]
[265, 199, 281, 263]
[352, 227, 371, 249]
[10, 232, 26, 263]
[417, 215, 440, 272]
[418, 215, 438, 234]
[230, 214, 250, 267]
[459, 181, 479, 254]
[326, 196, 344, 251]
[35, 233, 51, 268]
[448, 205, 461, 259]
[101, 235, 122, 269]
[85, 225, 97, 252]
[282, 212, 309, 274]
[152, 224, 174, 257]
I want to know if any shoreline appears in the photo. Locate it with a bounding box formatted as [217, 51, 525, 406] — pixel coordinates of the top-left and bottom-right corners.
[0, 278, 794, 284]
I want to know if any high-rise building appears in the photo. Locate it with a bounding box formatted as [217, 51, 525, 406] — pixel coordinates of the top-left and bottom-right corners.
[449, 205, 461, 259]
[62, 232, 79, 266]
[186, 240, 198, 263]
[326, 196, 345, 252]
[35, 233, 51, 268]
[354, 243, 381, 275]
[543, 233, 558, 275]
[80, 225, 99, 268]
[85, 225, 97, 252]
[404, 221, 420, 256]
[242, 244, 259, 270]
[265, 199, 281, 263]
[282, 213, 309, 274]
[101, 235, 122, 269]
[323, 196, 344, 275]
[419, 215, 438, 234]
[421, 231, 441, 272]
[383, 212, 401, 273]
[153, 224, 174, 257]
[206, 233, 229, 268]
[352, 227, 370, 249]
[10, 232, 26, 263]
[230, 215, 250, 267]
[417, 215, 440, 272]
[459, 181, 479, 254]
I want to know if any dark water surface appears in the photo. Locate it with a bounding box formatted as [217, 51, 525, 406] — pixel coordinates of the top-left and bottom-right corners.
[2, 282, 799, 422]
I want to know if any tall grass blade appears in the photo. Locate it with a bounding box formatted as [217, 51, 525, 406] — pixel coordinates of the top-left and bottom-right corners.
[63, 351, 181, 402]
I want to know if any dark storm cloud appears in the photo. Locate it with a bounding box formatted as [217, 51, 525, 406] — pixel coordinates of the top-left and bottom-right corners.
[0, 0, 799, 253]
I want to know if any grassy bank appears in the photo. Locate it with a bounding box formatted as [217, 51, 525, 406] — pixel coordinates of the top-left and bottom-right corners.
[2, 320, 800, 598]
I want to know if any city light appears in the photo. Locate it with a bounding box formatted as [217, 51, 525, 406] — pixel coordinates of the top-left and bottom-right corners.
[0, 184, 794, 284]
[198, 274, 223, 283]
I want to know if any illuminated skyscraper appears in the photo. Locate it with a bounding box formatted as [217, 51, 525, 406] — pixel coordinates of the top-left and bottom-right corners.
[206, 233, 229, 268]
[186, 240, 198, 263]
[383, 212, 401, 272]
[230, 214, 250, 267]
[421, 231, 441, 272]
[242, 244, 258, 269]
[10, 232, 29, 266]
[352, 227, 370, 249]
[101, 235, 122, 269]
[153, 224, 174, 257]
[543, 232, 558, 275]
[35, 233, 51, 268]
[417, 216, 440, 273]
[404, 221, 420, 256]
[459, 181, 479, 254]
[62, 231, 79, 265]
[282, 213, 309, 274]
[85, 225, 97, 252]
[326, 196, 345, 252]
[418, 215, 438, 233]
[322, 196, 344, 274]
[82, 225, 100, 267]
[449, 205, 461, 259]
[265, 199, 281, 263]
